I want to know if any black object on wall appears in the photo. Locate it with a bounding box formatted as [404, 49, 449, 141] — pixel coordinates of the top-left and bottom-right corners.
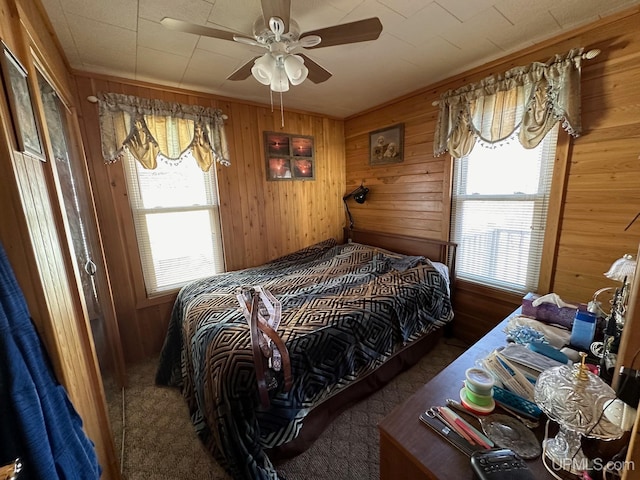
[343, 184, 369, 230]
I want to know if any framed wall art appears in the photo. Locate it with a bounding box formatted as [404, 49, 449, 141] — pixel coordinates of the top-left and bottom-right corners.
[369, 123, 403, 166]
[0, 42, 44, 160]
[264, 131, 314, 181]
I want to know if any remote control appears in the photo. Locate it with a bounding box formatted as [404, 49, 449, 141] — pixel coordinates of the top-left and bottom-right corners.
[470, 448, 536, 480]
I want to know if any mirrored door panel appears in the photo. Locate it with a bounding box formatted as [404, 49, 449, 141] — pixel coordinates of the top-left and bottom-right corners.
[37, 71, 126, 387]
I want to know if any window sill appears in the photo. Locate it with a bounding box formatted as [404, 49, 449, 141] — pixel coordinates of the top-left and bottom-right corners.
[135, 289, 179, 310]
[455, 278, 524, 304]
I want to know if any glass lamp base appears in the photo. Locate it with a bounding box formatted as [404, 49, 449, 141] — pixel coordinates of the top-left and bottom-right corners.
[543, 427, 589, 475]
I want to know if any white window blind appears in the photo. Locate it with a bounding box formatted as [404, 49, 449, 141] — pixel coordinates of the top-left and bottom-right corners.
[450, 125, 558, 293]
[122, 146, 225, 296]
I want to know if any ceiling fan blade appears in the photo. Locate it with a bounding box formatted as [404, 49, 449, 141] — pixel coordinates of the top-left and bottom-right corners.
[161, 17, 237, 42]
[302, 17, 383, 49]
[227, 57, 260, 81]
[261, 0, 291, 32]
[299, 54, 332, 84]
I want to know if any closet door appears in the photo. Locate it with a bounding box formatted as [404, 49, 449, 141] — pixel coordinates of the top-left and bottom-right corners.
[37, 71, 126, 387]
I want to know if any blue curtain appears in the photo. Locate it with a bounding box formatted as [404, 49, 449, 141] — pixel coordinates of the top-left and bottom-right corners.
[0, 241, 101, 479]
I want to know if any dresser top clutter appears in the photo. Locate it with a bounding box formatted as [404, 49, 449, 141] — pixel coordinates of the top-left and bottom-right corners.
[379, 291, 636, 480]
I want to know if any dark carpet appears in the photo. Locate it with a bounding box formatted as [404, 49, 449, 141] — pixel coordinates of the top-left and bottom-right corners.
[104, 337, 466, 480]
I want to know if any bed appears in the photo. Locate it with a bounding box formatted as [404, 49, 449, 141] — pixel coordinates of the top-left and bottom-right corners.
[155, 229, 456, 480]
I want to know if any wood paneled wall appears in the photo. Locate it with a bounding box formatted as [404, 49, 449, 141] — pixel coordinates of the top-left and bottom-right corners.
[0, 0, 119, 477]
[3, 2, 638, 477]
[344, 103, 451, 240]
[345, 7, 640, 345]
[74, 74, 346, 362]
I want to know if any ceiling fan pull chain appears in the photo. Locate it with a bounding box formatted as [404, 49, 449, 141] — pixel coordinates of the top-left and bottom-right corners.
[280, 91, 284, 127]
[267, 88, 284, 126]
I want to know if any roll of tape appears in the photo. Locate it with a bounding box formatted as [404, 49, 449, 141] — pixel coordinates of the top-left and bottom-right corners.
[460, 388, 495, 414]
[465, 379, 492, 396]
[463, 384, 493, 406]
[465, 367, 494, 394]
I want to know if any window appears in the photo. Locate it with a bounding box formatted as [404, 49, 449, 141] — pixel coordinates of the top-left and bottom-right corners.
[93, 93, 229, 297]
[123, 148, 225, 296]
[450, 126, 558, 293]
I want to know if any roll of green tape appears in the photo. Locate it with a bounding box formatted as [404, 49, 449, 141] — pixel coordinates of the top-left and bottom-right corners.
[463, 384, 493, 407]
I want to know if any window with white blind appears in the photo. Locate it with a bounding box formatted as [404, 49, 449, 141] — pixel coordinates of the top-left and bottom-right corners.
[450, 125, 558, 293]
[122, 150, 225, 296]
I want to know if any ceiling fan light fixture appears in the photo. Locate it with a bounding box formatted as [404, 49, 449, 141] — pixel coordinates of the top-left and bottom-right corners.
[284, 55, 308, 85]
[270, 60, 290, 92]
[252, 53, 310, 92]
[251, 53, 276, 85]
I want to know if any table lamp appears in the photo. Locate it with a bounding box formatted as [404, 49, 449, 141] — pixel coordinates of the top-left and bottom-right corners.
[590, 254, 636, 317]
[590, 253, 637, 381]
[534, 353, 625, 474]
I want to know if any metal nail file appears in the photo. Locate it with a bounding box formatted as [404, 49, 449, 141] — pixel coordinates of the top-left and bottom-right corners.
[419, 411, 485, 457]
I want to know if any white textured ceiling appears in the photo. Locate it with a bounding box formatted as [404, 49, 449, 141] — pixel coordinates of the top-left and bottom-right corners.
[39, 0, 640, 118]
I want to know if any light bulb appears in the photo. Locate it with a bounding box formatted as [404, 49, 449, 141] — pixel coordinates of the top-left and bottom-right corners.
[284, 55, 308, 86]
[270, 64, 289, 92]
[251, 54, 276, 86]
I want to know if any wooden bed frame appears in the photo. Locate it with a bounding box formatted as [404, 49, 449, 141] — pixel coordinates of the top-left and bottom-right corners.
[268, 229, 457, 460]
[347, 228, 457, 281]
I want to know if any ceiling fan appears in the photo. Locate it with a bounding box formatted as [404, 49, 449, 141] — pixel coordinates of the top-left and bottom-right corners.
[161, 0, 383, 93]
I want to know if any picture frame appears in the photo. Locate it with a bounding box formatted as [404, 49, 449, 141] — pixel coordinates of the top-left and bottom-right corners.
[264, 131, 314, 181]
[0, 41, 44, 160]
[369, 123, 404, 166]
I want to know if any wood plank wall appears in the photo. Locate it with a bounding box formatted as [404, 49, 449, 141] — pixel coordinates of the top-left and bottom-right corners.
[74, 75, 346, 363]
[345, 7, 640, 345]
[3, 2, 639, 477]
[0, 0, 119, 477]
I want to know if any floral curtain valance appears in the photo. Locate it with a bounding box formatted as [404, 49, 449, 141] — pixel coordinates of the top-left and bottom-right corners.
[96, 92, 230, 171]
[434, 48, 586, 158]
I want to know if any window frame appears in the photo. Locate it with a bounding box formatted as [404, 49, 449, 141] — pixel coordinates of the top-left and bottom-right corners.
[121, 150, 226, 303]
[449, 128, 568, 295]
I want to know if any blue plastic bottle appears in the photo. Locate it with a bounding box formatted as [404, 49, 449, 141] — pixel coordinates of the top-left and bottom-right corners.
[570, 311, 597, 350]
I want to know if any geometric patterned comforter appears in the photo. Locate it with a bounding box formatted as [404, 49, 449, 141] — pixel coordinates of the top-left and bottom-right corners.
[155, 239, 453, 480]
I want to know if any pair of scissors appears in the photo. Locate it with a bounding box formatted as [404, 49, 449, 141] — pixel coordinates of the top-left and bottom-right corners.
[426, 406, 453, 430]
[425, 407, 440, 418]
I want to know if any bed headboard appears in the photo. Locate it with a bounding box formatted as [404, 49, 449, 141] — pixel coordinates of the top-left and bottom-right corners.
[345, 228, 457, 282]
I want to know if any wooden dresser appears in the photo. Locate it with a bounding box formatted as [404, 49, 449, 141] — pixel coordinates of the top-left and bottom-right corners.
[378, 310, 557, 479]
